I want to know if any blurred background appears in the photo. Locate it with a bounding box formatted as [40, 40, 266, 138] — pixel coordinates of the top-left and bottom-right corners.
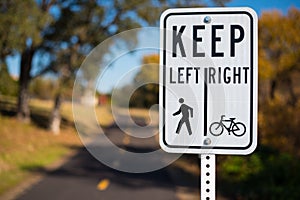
[0, 0, 300, 200]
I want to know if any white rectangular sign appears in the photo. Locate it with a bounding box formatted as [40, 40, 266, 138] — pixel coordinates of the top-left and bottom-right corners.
[159, 7, 258, 155]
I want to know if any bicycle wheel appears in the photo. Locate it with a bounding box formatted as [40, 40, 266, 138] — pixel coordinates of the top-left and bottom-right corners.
[232, 122, 246, 137]
[209, 122, 224, 136]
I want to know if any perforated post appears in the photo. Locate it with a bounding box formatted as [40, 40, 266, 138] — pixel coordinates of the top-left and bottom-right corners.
[200, 154, 216, 200]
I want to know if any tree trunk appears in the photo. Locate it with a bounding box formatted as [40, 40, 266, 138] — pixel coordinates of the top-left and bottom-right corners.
[286, 77, 297, 106]
[49, 93, 63, 134]
[270, 79, 277, 100]
[17, 48, 34, 122]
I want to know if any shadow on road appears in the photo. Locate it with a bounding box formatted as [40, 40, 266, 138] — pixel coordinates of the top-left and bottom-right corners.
[16, 146, 199, 200]
[16, 114, 199, 200]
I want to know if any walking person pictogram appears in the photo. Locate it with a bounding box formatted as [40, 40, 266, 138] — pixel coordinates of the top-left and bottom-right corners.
[173, 98, 193, 135]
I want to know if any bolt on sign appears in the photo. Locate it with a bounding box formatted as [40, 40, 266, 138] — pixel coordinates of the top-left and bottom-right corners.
[159, 7, 258, 155]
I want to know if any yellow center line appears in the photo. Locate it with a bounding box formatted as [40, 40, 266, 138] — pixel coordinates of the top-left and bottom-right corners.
[97, 179, 110, 191]
[122, 134, 130, 145]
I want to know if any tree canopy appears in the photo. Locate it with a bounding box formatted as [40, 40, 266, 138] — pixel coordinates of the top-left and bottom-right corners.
[0, 0, 52, 59]
[130, 54, 159, 108]
[0, 0, 217, 121]
[259, 7, 300, 105]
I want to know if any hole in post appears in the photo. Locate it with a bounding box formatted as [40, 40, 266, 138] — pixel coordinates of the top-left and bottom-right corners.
[206, 189, 210, 192]
[206, 164, 210, 168]
[206, 180, 210, 184]
[206, 156, 210, 160]
[206, 197, 210, 200]
[206, 172, 210, 176]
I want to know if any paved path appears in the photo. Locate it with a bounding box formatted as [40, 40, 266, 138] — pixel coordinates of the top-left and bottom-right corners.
[15, 110, 201, 200]
[16, 148, 177, 200]
[16, 121, 182, 200]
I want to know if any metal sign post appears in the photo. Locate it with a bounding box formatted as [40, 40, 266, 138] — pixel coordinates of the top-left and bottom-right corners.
[159, 7, 258, 199]
[200, 154, 216, 200]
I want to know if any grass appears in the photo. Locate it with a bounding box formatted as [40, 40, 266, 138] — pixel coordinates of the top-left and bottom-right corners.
[0, 96, 156, 195]
[0, 96, 197, 197]
[31, 98, 115, 127]
[0, 98, 82, 195]
[96, 106, 115, 127]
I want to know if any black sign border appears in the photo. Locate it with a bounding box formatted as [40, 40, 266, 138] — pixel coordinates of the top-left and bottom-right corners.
[162, 11, 255, 151]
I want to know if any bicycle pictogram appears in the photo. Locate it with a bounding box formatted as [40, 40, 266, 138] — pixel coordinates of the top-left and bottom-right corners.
[209, 115, 246, 137]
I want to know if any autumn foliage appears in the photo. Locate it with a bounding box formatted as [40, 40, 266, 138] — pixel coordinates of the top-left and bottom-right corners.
[219, 8, 300, 199]
[258, 8, 300, 155]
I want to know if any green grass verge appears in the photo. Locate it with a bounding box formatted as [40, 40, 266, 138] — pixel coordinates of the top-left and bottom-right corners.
[0, 97, 157, 195]
[0, 104, 81, 195]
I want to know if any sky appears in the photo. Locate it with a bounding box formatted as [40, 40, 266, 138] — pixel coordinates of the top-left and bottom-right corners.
[96, 0, 300, 93]
[225, 0, 300, 15]
[6, 0, 300, 93]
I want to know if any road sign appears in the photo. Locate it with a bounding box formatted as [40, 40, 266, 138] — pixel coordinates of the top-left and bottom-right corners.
[159, 7, 258, 155]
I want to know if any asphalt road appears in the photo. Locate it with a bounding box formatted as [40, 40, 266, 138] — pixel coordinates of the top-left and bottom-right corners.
[16, 149, 177, 200]
[15, 119, 194, 200]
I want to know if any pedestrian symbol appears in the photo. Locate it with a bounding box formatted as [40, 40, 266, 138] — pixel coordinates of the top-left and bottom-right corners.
[173, 98, 193, 135]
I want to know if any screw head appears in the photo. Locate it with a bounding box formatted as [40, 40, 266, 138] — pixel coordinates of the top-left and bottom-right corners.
[204, 138, 211, 145]
[204, 16, 211, 24]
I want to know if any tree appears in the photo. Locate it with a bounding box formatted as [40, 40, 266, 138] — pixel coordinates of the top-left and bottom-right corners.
[130, 54, 159, 108]
[218, 9, 300, 199]
[1, 0, 230, 128]
[29, 77, 57, 100]
[0, 63, 18, 96]
[135, 54, 159, 84]
[46, 0, 231, 133]
[0, 0, 54, 121]
[112, 54, 159, 108]
[0, 0, 52, 109]
[259, 7, 300, 105]
[17, 1, 55, 122]
[257, 7, 300, 157]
